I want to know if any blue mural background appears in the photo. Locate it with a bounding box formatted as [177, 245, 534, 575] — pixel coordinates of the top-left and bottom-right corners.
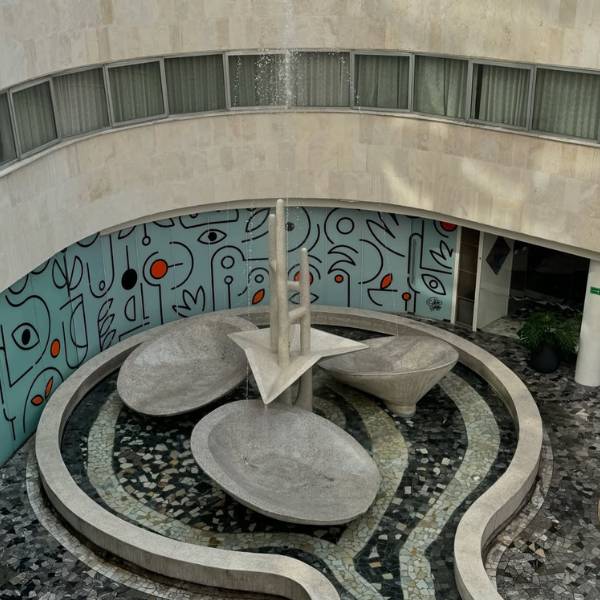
[0, 207, 458, 464]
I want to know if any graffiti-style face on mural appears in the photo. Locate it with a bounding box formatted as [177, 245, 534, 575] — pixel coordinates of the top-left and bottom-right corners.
[0, 207, 457, 464]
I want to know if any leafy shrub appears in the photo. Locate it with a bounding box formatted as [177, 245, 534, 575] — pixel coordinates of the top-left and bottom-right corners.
[518, 311, 580, 356]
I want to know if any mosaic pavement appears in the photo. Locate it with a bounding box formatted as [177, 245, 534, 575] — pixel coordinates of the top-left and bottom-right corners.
[1, 322, 598, 599]
[57, 327, 517, 600]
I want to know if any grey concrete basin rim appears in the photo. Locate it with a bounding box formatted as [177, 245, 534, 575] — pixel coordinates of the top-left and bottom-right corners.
[35, 313, 340, 600]
[35, 306, 543, 600]
[191, 399, 381, 525]
[117, 314, 257, 416]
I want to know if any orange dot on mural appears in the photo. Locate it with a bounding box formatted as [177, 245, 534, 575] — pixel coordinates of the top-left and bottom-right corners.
[334, 274, 344, 283]
[402, 291, 412, 301]
[150, 259, 169, 279]
[44, 377, 54, 398]
[50, 339, 61, 358]
[31, 394, 44, 406]
[440, 221, 457, 232]
[252, 289, 265, 305]
[380, 273, 393, 289]
[293, 271, 314, 284]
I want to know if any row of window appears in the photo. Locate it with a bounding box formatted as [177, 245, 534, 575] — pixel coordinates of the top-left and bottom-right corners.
[2, 51, 600, 167]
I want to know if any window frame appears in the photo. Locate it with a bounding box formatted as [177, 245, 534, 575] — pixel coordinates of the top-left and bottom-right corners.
[225, 50, 289, 112]
[530, 63, 600, 143]
[105, 57, 169, 127]
[467, 59, 535, 132]
[0, 91, 18, 168]
[52, 63, 112, 138]
[163, 51, 228, 117]
[350, 50, 414, 113]
[9, 76, 61, 158]
[4, 49, 600, 172]
[411, 52, 471, 122]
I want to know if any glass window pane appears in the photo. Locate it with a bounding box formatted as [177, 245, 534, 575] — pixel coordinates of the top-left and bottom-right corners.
[533, 68, 600, 140]
[165, 55, 226, 114]
[229, 54, 286, 107]
[354, 54, 410, 109]
[414, 56, 468, 118]
[471, 64, 530, 128]
[292, 52, 350, 107]
[109, 61, 164, 123]
[54, 68, 109, 137]
[13, 82, 57, 153]
[0, 93, 16, 164]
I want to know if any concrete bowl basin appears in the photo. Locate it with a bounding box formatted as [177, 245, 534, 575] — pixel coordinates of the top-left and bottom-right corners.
[319, 335, 458, 417]
[117, 315, 257, 416]
[191, 400, 381, 525]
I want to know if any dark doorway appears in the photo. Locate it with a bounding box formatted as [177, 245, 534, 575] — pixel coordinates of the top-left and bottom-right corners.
[509, 241, 588, 313]
[455, 228, 480, 327]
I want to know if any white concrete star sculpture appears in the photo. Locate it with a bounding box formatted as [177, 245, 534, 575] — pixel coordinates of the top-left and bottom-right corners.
[229, 198, 366, 409]
[229, 325, 366, 405]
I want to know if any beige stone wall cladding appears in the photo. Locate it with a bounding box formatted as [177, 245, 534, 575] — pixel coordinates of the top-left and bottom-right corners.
[1, 111, 600, 292]
[1, 0, 600, 89]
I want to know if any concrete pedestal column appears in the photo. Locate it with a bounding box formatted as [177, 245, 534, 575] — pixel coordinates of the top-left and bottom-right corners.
[575, 260, 600, 386]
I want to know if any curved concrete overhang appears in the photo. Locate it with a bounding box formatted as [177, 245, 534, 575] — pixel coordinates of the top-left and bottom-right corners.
[2, 110, 600, 292]
[35, 306, 543, 600]
[2, 0, 600, 89]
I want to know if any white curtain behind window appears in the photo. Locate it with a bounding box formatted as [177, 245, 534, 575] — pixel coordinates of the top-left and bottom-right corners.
[13, 82, 57, 153]
[354, 54, 410, 109]
[292, 52, 350, 107]
[229, 54, 286, 107]
[166, 55, 226, 114]
[533, 68, 600, 140]
[473, 64, 530, 128]
[109, 62, 164, 123]
[414, 56, 467, 118]
[0, 94, 16, 163]
[54, 68, 109, 137]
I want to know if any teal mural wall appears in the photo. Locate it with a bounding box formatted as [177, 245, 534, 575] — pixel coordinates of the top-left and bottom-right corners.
[0, 207, 458, 464]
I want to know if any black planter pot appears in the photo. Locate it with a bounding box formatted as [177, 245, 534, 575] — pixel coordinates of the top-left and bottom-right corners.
[530, 343, 561, 373]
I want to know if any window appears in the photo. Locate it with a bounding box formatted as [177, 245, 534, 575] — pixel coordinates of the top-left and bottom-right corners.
[354, 54, 410, 109]
[229, 52, 350, 108]
[414, 56, 468, 118]
[54, 68, 109, 137]
[165, 55, 226, 114]
[108, 61, 165, 123]
[471, 63, 531, 128]
[292, 52, 350, 107]
[229, 54, 287, 107]
[533, 68, 600, 140]
[0, 93, 16, 164]
[12, 81, 57, 154]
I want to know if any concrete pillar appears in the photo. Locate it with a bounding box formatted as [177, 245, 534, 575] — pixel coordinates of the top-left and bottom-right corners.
[575, 259, 600, 386]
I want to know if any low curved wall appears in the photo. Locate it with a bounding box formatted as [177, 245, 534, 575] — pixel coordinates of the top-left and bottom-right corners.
[0, 205, 458, 464]
[35, 306, 543, 600]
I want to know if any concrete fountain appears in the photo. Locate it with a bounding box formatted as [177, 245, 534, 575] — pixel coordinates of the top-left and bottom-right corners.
[191, 199, 381, 525]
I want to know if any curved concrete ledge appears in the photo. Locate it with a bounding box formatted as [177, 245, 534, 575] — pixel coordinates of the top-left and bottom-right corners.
[233, 306, 543, 600]
[35, 315, 339, 600]
[36, 306, 543, 600]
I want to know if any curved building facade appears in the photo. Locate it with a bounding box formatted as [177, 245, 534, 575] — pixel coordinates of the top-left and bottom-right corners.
[2, 0, 600, 458]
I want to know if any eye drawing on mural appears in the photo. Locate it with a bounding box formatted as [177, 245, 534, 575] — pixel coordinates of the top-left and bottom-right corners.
[0, 207, 457, 463]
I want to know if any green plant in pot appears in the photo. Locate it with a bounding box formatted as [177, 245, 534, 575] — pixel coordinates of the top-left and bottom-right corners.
[518, 311, 580, 373]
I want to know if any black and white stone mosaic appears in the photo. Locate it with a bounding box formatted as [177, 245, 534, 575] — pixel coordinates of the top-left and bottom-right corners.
[59, 327, 516, 600]
[2, 321, 597, 599]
